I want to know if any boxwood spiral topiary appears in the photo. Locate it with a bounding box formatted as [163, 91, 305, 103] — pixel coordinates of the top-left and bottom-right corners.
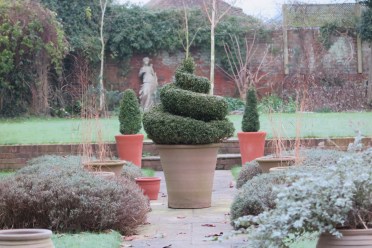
[143, 57, 234, 144]
[242, 87, 260, 132]
[119, 89, 142, 135]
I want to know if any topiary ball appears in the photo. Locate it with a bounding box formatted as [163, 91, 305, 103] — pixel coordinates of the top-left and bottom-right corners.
[119, 89, 142, 135]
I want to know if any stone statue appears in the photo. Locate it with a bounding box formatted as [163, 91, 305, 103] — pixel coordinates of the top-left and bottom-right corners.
[139, 57, 158, 111]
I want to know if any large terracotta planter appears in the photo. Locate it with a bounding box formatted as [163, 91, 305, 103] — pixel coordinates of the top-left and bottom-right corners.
[255, 156, 296, 173]
[135, 177, 161, 200]
[83, 160, 126, 177]
[317, 229, 372, 247]
[115, 134, 144, 167]
[156, 143, 220, 209]
[0, 229, 54, 248]
[237, 131, 266, 165]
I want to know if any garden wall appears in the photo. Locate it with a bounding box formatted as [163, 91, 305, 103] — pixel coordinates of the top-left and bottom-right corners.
[1, 137, 370, 170]
[103, 29, 369, 106]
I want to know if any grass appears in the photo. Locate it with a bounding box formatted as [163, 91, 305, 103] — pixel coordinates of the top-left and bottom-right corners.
[0, 170, 15, 180]
[230, 166, 242, 180]
[0, 112, 371, 145]
[52, 231, 122, 248]
[141, 168, 155, 177]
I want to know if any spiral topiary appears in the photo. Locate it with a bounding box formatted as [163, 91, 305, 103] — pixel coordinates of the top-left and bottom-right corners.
[119, 89, 142, 135]
[242, 87, 260, 132]
[143, 57, 234, 144]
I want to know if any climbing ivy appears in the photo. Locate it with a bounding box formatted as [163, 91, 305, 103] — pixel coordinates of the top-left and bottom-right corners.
[0, 0, 67, 116]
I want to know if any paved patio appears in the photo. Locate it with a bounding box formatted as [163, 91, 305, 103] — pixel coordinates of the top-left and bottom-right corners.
[122, 170, 249, 248]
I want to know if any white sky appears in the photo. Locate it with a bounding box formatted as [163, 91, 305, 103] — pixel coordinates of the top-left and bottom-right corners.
[120, 0, 356, 19]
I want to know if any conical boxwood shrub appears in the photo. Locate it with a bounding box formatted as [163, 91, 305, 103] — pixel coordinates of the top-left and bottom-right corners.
[242, 87, 260, 132]
[119, 89, 142, 135]
[143, 57, 234, 144]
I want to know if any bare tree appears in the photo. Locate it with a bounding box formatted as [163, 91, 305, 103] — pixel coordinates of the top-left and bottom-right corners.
[98, 0, 108, 113]
[180, 0, 201, 59]
[203, 0, 236, 95]
[222, 33, 274, 100]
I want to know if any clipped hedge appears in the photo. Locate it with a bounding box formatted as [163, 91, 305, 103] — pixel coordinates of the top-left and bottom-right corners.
[242, 87, 260, 132]
[160, 85, 228, 121]
[119, 89, 142, 135]
[143, 106, 234, 145]
[177, 56, 196, 74]
[230, 172, 286, 229]
[0, 155, 149, 235]
[175, 71, 210, 94]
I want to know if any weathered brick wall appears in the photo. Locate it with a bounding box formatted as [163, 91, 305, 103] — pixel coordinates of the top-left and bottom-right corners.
[103, 29, 369, 99]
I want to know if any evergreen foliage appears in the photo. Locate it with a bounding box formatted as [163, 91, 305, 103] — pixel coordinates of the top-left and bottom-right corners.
[143, 57, 234, 145]
[119, 89, 142, 135]
[357, 8, 372, 42]
[242, 87, 260, 132]
[0, 0, 67, 116]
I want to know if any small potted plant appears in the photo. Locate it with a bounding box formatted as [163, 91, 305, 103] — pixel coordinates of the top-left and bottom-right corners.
[115, 89, 144, 167]
[237, 149, 372, 247]
[237, 87, 266, 165]
[143, 57, 234, 208]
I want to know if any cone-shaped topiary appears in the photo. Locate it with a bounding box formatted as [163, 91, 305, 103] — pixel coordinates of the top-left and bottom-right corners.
[242, 87, 260, 132]
[143, 57, 234, 145]
[119, 89, 142, 135]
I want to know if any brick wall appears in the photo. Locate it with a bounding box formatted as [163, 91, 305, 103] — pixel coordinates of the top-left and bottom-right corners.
[1, 137, 370, 170]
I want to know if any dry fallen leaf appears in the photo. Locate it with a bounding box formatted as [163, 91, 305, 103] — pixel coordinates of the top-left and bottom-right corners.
[176, 216, 186, 219]
[205, 232, 223, 238]
[201, 224, 216, 227]
[124, 236, 136, 241]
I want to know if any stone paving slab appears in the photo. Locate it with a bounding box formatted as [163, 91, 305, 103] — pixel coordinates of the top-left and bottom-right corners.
[122, 171, 249, 248]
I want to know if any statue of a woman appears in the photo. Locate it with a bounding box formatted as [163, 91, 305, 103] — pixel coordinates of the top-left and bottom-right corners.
[139, 57, 158, 111]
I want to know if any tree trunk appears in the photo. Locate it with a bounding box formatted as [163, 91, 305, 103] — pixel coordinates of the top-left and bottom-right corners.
[98, 0, 107, 113]
[368, 43, 372, 104]
[32, 56, 49, 115]
[209, 0, 216, 95]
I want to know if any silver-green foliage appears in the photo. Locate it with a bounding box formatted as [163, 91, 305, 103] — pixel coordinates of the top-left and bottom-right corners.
[236, 160, 262, 189]
[121, 162, 143, 181]
[237, 149, 372, 248]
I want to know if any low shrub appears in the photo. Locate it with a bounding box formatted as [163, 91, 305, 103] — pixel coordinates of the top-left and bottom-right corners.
[298, 148, 346, 167]
[230, 172, 286, 228]
[0, 156, 149, 235]
[160, 85, 228, 121]
[258, 94, 296, 113]
[224, 97, 245, 112]
[143, 106, 234, 144]
[236, 160, 262, 189]
[121, 162, 143, 181]
[243, 149, 372, 247]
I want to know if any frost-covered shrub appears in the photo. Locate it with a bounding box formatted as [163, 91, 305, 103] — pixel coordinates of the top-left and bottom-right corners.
[230, 171, 287, 228]
[236, 160, 262, 189]
[298, 148, 346, 167]
[238, 149, 372, 247]
[121, 161, 143, 181]
[0, 156, 149, 235]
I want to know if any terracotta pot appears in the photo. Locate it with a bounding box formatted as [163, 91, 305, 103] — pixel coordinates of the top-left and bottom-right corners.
[255, 156, 296, 173]
[115, 134, 144, 167]
[83, 160, 126, 177]
[0, 229, 54, 248]
[237, 131, 266, 165]
[317, 229, 372, 247]
[135, 177, 161, 200]
[156, 143, 220, 209]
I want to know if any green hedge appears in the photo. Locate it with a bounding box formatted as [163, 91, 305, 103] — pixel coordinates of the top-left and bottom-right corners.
[143, 106, 234, 144]
[160, 85, 228, 121]
[119, 89, 142, 135]
[175, 71, 210, 94]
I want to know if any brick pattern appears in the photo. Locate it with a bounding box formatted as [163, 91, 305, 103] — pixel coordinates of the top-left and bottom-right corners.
[0, 137, 370, 170]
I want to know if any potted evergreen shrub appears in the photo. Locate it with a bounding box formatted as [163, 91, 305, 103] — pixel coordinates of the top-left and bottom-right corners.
[237, 87, 267, 165]
[235, 149, 372, 247]
[115, 89, 144, 167]
[143, 57, 234, 209]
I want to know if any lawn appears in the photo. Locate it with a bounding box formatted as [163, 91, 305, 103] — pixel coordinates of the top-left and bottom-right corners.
[0, 112, 371, 145]
[52, 231, 122, 248]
